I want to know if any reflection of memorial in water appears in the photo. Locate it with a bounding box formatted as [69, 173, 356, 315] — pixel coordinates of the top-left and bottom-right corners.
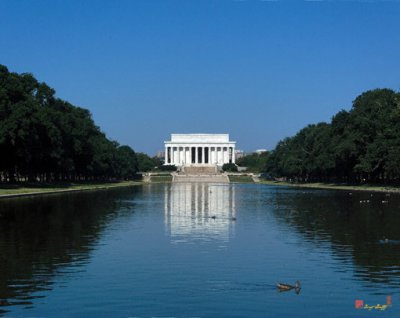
[164, 183, 236, 242]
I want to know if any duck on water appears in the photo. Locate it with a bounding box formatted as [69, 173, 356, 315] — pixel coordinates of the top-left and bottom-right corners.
[276, 281, 301, 294]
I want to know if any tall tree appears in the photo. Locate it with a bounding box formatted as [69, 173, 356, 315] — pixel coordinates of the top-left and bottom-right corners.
[265, 88, 400, 184]
[0, 64, 139, 182]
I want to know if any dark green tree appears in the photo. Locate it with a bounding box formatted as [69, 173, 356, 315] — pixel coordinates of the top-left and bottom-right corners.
[265, 88, 400, 184]
[0, 64, 139, 182]
[136, 153, 157, 172]
[237, 152, 269, 172]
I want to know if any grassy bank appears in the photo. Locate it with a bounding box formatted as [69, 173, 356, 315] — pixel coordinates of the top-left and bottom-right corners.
[259, 180, 400, 193]
[228, 175, 254, 183]
[150, 175, 173, 182]
[0, 181, 142, 199]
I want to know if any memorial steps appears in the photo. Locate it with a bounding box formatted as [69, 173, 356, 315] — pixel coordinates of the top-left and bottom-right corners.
[181, 166, 217, 175]
[172, 175, 229, 183]
[172, 165, 229, 183]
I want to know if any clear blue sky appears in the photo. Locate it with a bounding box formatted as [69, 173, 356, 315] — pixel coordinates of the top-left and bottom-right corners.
[1, 0, 399, 154]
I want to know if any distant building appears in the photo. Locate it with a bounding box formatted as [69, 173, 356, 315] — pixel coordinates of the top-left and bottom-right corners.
[156, 151, 165, 161]
[255, 149, 268, 154]
[235, 149, 245, 160]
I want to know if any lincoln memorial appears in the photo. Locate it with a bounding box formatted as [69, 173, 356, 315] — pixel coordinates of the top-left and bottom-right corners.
[164, 134, 236, 167]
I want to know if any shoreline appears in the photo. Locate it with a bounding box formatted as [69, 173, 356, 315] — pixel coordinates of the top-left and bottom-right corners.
[0, 181, 142, 199]
[3, 179, 399, 199]
[259, 180, 400, 193]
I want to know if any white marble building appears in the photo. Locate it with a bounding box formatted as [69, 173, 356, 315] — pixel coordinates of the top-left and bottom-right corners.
[164, 134, 236, 167]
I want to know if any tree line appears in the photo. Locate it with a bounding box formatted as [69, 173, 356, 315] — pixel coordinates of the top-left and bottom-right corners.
[236, 152, 269, 172]
[265, 89, 400, 184]
[0, 64, 139, 183]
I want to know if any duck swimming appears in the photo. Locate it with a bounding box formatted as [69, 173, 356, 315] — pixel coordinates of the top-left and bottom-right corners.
[276, 280, 301, 293]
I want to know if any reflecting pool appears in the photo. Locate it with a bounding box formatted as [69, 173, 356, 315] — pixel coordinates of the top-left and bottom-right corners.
[0, 183, 399, 317]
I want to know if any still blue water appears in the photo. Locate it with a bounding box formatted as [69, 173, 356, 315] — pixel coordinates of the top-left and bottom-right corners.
[0, 183, 399, 317]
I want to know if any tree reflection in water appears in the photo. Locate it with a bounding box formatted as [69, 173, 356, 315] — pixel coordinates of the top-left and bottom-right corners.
[270, 187, 400, 293]
[0, 187, 138, 315]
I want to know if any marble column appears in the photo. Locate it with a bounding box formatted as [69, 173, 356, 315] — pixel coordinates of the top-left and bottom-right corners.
[185, 147, 190, 164]
[181, 147, 184, 165]
[223, 147, 227, 164]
